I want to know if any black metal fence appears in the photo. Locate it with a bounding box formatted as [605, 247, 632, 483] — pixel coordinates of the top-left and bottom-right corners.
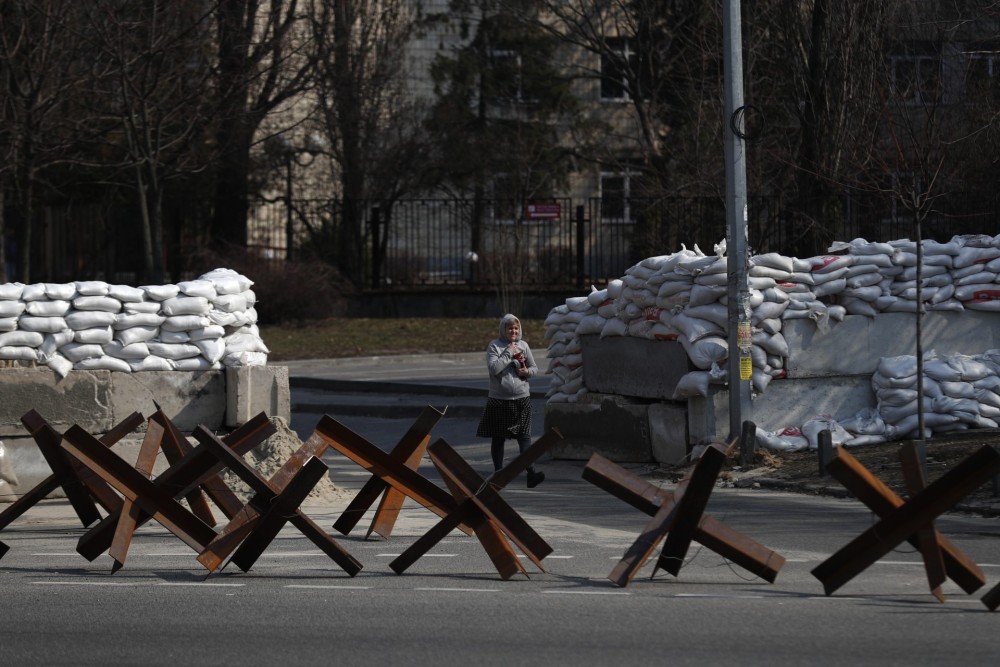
[247, 191, 1000, 290]
[13, 190, 1000, 287]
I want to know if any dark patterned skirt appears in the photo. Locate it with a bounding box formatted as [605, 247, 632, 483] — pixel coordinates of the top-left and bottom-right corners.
[476, 397, 532, 438]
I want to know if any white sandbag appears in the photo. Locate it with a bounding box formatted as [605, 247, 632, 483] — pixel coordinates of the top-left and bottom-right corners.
[39, 330, 74, 360]
[72, 295, 122, 312]
[687, 284, 726, 307]
[840, 297, 878, 317]
[0, 317, 17, 332]
[160, 296, 211, 317]
[845, 273, 883, 289]
[801, 415, 853, 449]
[751, 331, 789, 357]
[114, 312, 165, 329]
[963, 299, 1000, 311]
[20, 284, 46, 301]
[749, 265, 793, 281]
[939, 380, 977, 399]
[627, 319, 655, 339]
[0, 283, 25, 300]
[158, 330, 191, 343]
[0, 330, 43, 347]
[812, 277, 847, 298]
[671, 312, 724, 342]
[0, 301, 25, 318]
[587, 288, 609, 307]
[750, 344, 767, 368]
[128, 356, 174, 372]
[682, 335, 728, 370]
[161, 315, 210, 332]
[45, 352, 73, 378]
[0, 345, 38, 361]
[843, 434, 889, 447]
[146, 342, 202, 360]
[18, 316, 68, 333]
[108, 284, 146, 302]
[651, 322, 678, 340]
[876, 386, 919, 407]
[141, 284, 180, 301]
[115, 326, 159, 346]
[60, 342, 104, 362]
[809, 255, 855, 273]
[25, 300, 71, 317]
[220, 351, 264, 367]
[224, 332, 270, 355]
[597, 299, 618, 319]
[751, 252, 795, 273]
[693, 271, 728, 287]
[684, 303, 729, 329]
[600, 317, 628, 338]
[194, 338, 226, 363]
[576, 314, 606, 336]
[74, 281, 110, 296]
[751, 368, 773, 393]
[187, 324, 226, 341]
[42, 283, 76, 300]
[954, 245, 1000, 269]
[839, 407, 886, 436]
[758, 318, 781, 335]
[565, 295, 592, 313]
[123, 300, 162, 314]
[73, 327, 114, 345]
[606, 278, 624, 299]
[177, 279, 217, 298]
[199, 268, 252, 293]
[750, 300, 789, 324]
[74, 355, 132, 372]
[66, 310, 118, 329]
[756, 427, 809, 452]
[655, 291, 691, 309]
[672, 371, 712, 398]
[104, 341, 152, 360]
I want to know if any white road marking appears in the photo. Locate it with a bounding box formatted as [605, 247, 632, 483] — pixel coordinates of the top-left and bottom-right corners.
[415, 587, 500, 593]
[285, 585, 372, 590]
[376, 553, 456, 558]
[543, 590, 629, 596]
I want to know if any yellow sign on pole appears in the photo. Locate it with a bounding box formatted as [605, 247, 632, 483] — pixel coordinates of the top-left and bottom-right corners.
[740, 356, 753, 380]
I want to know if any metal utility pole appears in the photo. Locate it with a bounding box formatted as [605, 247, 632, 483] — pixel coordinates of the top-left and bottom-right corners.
[723, 0, 753, 441]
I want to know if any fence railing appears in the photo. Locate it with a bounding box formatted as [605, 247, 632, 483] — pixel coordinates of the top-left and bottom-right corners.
[246, 191, 1000, 290]
[16, 191, 1000, 287]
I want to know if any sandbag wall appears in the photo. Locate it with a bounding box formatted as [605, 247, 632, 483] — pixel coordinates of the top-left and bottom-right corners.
[543, 235, 1000, 446]
[0, 268, 267, 375]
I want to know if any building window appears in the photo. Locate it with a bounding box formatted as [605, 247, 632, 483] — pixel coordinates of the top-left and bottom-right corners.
[600, 171, 632, 222]
[891, 53, 941, 105]
[601, 37, 641, 102]
[964, 51, 1000, 101]
[488, 49, 530, 104]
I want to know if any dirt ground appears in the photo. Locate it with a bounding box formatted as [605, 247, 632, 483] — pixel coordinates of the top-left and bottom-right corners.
[653, 430, 1000, 514]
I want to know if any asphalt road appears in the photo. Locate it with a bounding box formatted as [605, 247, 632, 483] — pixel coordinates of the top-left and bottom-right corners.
[2, 357, 1000, 665]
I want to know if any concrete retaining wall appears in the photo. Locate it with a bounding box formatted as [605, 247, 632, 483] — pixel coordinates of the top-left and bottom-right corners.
[546, 311, 1000, 463]
[0, 365, 289, 499]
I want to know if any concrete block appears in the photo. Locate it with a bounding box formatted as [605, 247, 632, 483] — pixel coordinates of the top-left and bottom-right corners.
[580, 335, 692, 399]
[648, 403, 688, 464]
[688, 375, 876, 444]
[545, 394, 652, 462]
[0, 368, 114, 437]
[225, 365, 291, 427]
[111, 371, 226, 432]
[783, 311, 1000, 377]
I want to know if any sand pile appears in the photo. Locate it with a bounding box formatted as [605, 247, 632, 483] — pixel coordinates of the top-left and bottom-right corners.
[222, 416, 350, 504]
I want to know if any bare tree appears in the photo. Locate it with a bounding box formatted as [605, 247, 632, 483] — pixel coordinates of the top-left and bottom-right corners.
[0, 0, 88, 282]
[74, 0, 216, 283]
[211, 0, 313, 251]
[304, 0, 430, 285]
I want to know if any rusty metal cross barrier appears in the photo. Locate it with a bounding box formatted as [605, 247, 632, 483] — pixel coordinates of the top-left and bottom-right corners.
[332, 406, 447, 540]
[0, 409, 145, 558]
[194, 426, 362, 576]
[812, 442, 1000, 603]
[583, 426, 785, 588]
[72, 412, 276, 567]
[314, 413, 474, 536]
[390, 429, 563, 579]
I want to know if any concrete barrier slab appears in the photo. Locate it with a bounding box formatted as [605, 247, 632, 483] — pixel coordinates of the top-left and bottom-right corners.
[0, 369, 114, 437]
[580, 335, 691, 399]
[545, 394, 652, 462]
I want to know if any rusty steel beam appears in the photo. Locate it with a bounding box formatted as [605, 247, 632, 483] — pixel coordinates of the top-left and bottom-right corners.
[983, 581, 1000, 611]
[108, 419, 166, 572]
[61, 425, 218, 554]
[389, 432, 560, 578]
[429, 439, 552, 568]
[584, 440, 784, 587]
[75, 413, 275, 562]
[899, 442, 947, 602]
[333, 406, 446, 540]
[813, 444, 1000, 596]
[315, 414, 472, 533]
[0, 411, 144, 534]
[194, 427, 361, 576]
[818, 444, 986, 595]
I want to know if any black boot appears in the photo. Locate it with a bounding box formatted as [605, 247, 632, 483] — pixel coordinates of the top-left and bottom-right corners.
[527, 469, 545, 488]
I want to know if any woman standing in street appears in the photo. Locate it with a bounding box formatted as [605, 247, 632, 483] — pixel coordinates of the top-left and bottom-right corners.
[476, 313, 544, 488]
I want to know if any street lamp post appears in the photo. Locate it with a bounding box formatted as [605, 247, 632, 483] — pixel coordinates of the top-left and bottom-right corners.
[267, 133, 325, 261]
